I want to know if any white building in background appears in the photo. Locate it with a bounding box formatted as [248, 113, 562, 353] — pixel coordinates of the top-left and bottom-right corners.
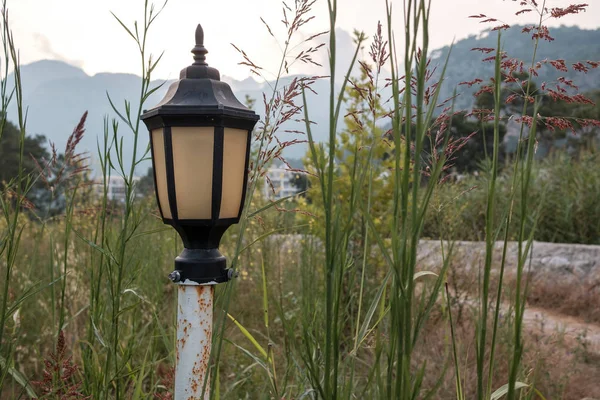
[263, 166, 301, 200]
[93, 175, 140, 203]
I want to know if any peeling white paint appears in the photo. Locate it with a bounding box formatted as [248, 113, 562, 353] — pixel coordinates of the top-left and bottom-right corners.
[175, 284, 214, 400]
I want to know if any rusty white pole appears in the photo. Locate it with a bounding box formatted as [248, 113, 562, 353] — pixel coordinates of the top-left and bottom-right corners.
[175, 283, 214, 400]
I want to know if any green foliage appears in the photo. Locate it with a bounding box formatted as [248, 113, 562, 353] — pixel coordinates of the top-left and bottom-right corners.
[428, 111, 507, 174]
[0, 121, 48, 185]
[303, 66, 396, 239]
[288, 171, 309, 195]
[0, 117, 93, 218]
[424, 149, 600, 245]
[477, 73, 600, 157]
[136, 167, 156, 198]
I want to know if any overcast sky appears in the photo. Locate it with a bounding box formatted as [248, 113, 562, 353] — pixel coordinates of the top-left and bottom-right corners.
[10, 0, 600, 81]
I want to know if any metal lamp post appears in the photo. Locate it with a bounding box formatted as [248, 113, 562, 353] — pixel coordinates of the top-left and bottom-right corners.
[141, 24, 259, 399]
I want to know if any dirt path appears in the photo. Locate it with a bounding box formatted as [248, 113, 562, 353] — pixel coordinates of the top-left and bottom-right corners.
[522, 304, 600, 354]
[457, 292, 600, 354]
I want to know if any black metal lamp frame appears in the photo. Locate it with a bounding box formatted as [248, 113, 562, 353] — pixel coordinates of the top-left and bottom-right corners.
[141, 24, 259, 285]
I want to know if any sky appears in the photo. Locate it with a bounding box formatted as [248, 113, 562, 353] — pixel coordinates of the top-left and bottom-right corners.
[9, 0, 600, 82]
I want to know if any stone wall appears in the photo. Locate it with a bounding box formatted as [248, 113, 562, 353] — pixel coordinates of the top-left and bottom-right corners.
[417, 240, 600, 287]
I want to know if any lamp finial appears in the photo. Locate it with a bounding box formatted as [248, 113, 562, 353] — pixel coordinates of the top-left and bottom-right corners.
[192, 24, 208, 66]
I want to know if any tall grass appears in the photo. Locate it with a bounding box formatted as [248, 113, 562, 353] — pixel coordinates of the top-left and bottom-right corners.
[424, 149, 600, 245]
[0, 2, 50, 397]
[223, 0, 537, 398]
[220, 0, 595, 399]
[2, 0, 173, 398]
[79, 2, 172, 398]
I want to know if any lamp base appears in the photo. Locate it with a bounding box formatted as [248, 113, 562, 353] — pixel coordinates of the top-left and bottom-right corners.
[173, 248, 230, 285]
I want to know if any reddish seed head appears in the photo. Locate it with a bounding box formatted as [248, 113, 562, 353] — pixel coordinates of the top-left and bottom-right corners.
[550, 4, 588, 18]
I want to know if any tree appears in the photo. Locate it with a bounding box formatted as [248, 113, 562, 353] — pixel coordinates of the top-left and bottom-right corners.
[289, 171, 310, 197]
[136, 167, 156, 198]
[303, 66, 396, 241]
[300, 64, 399, 349]
[474, 72, 600, 157]
[0, 116, 92, 218]
[567, 90, 600, 152]
[0, 120, 49, 185]
[0, 120, 54, 214]
[425, 112, 507, 174]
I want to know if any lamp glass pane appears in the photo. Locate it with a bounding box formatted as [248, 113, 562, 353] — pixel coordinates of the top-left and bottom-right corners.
[151, 129, 172, 219]
[219, 128, 248, 219]
[172, 127, 214, 220]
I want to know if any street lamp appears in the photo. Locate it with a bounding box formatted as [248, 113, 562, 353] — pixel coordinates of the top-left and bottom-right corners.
[141, 24, 259, 399]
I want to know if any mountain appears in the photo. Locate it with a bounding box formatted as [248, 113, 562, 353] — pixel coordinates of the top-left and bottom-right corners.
[220, 74, 339, 155]
[5, 61, 168, 174]
[4, 25, 600, 175]
[432, 25, 600, 110]
[5, 61, 336, 174]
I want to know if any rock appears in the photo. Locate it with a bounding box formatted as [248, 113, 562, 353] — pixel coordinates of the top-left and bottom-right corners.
[417, 240, 600, 290]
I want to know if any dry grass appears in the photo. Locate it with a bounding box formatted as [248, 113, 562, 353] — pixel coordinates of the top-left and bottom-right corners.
[212, 235, 600, 399]
[526, 279, 600, 324]
[409, 304, 600, 399]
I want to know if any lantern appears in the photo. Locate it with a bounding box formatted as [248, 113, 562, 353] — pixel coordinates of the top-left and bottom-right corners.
[141, 24, 259, 285]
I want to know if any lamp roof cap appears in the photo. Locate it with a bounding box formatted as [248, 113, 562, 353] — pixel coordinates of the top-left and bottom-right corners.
[141, 24, 259, 123]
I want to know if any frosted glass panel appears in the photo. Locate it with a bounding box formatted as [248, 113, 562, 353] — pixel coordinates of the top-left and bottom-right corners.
[172, 127, 214, 220]
[151, 129, 171, 219]
[220, 128, 248, 219]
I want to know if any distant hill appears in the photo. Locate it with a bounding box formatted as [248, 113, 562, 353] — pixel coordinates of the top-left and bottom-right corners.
[5, 60, 168, 174]
[4, 25, 600, 174]
[432, 25, 600, 110]
[5, 60, 336, 174]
